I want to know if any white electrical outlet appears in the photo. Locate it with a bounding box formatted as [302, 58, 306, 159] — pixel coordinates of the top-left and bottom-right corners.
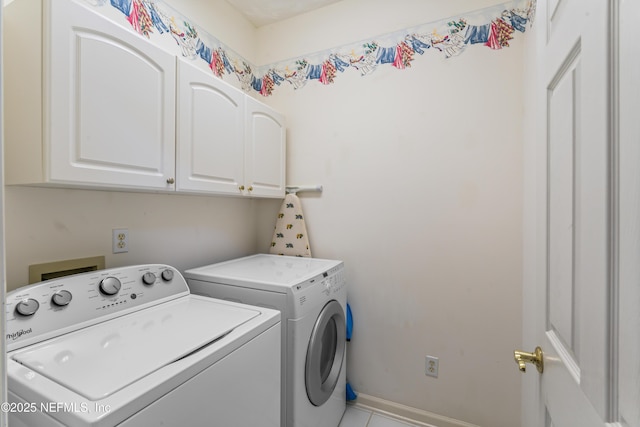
[112, 228, 129, 253]
[425, 355, 439, 378]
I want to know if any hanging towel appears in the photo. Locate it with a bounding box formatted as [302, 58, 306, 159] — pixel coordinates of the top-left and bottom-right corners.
[346, 303, 353, 341]
[345, 302, 356, 401]
[269, 193, 312, 257]
[346, 382, 357, 401]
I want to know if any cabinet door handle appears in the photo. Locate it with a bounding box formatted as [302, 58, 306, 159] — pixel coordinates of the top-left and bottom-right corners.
[239, 185, 245, 191]
[166, 178, 175, 184]
[248, 186, 253, 192]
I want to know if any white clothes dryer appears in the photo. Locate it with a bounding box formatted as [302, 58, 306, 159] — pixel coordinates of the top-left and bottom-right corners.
[185, 254, 347, 427]
[5, 264, 281, 427]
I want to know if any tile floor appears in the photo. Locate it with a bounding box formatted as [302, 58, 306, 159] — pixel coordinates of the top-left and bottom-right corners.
[338, 405, 423, 427]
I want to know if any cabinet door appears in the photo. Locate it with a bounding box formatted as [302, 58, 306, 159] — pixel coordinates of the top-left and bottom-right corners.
[176, 59, 245, 195]
[48, 0, 176, 190]
[245, 97, 286, 198]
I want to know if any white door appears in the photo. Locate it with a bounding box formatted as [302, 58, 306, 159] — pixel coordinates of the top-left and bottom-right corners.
[49, 0, 176, 190]
[521, 0, 616, 426]
[176, 59, 245, 195]
[617, 0, 640, 425]
[245, 97, 286, 198]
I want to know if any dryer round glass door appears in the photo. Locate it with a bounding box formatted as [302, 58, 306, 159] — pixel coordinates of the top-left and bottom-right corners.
[305, 300, 346, 406]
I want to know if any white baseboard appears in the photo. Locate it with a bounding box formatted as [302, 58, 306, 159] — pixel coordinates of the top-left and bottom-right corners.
[350, 393, 481, 427]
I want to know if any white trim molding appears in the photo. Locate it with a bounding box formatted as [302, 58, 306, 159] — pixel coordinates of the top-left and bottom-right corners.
[351, 393, 481, 427]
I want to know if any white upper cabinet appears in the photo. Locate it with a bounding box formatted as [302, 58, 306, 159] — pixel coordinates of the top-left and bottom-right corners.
[176, 59, 245, 195]
[245, 97, 286, 198]
[175, 59, 286, 198]
[5, 0, 285, 198]
[6, 0, 176, 191]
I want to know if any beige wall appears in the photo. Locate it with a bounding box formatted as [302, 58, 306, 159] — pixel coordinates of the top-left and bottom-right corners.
[4, 187, 264, 289]
[164, 0, 257, 64]
[256, 1, 524, 426]
[255, 0, 520, 64]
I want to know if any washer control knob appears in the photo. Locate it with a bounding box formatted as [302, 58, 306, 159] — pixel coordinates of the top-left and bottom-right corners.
[51, 290, 72, 307]
[15, 298, 40, 316]
[99, 277, 122, 296]
[161, 269, 174, 282]
[142, 272, 156, 285]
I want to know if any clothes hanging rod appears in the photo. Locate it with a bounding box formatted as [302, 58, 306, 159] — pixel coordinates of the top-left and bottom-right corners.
[285, 185, 323, 194]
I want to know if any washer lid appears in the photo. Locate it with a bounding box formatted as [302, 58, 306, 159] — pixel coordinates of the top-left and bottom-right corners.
[185, 254, 341, 289]
[10, 296, 259, 401]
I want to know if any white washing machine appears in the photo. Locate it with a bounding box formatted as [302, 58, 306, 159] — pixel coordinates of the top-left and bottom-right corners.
[185, 254, 347, 427]
[5, 264, 281, 427]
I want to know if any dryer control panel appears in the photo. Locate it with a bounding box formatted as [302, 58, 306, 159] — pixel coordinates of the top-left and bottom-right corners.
[291, 263, 346, 318]
[5, 264, 189, 351]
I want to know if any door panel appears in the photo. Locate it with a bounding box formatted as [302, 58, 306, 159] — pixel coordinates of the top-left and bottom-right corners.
[547, 50, 580, 359]
[245, 96, 286, 198]
[76, 32, 165, 171]
[49, 0, 175, 189]
[176, 59, 244, 194]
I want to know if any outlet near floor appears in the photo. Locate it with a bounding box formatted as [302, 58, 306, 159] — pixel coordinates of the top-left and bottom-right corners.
[425, 355, 439, 378]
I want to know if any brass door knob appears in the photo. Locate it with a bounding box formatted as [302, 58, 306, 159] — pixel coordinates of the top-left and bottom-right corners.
[248, 186, 253, 192]
[239, 185, 245, 191]
[514, 346, 543, 373]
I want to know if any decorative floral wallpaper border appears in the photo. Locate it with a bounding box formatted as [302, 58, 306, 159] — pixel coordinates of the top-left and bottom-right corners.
[90, 0, 536, 96]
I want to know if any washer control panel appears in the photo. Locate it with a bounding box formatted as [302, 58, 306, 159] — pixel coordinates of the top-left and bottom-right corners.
[5, 264, 189, 351]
